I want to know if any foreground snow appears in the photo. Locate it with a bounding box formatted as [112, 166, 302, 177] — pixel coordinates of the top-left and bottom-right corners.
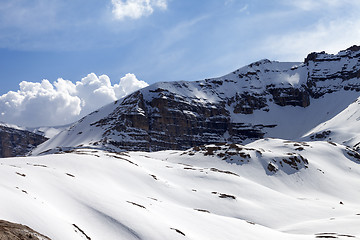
[1, 139, 360, 239]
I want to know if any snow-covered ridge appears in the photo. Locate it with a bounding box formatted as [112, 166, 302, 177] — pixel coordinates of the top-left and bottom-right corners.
[32, 45, 360, 154]
[142, 45, 360, 101]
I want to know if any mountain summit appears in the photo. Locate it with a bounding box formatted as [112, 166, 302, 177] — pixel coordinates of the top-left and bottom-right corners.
[33, 46, 360, 154]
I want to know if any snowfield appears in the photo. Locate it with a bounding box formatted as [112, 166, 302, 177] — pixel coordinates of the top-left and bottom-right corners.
[1, 139, 360, 240]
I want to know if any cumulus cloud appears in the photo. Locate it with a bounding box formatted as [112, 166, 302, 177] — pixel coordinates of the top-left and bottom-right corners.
[0, 73, 148, 127]
[111, 0, 168, 20]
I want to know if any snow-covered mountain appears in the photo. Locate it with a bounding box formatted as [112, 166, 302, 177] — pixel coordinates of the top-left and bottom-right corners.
[33, 45, 360, 154]
[2, 139, 360, 239]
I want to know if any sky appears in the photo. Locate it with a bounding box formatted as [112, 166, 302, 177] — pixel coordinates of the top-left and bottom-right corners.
[0, 0, 360, 127]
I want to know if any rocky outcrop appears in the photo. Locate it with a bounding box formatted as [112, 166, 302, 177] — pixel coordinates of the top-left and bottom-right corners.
[0, 219, 51, 240]
[230, 92, 267, 114]
[304, 46, 360, 98]
[0, 126, 48, 158]
[92, 91, 231, 151]
[85, 84, 278, 152]
[267, 86, 310, 107]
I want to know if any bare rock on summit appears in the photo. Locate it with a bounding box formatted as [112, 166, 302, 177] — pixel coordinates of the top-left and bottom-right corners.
[346, 45, 360, 52]
[0, 220, 51, 240]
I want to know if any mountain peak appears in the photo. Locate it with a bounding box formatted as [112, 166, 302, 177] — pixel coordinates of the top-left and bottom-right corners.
[33, 45, 360, 155]
[248, 59, 273, 67]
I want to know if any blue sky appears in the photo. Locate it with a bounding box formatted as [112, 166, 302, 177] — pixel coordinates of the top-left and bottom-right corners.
[0, 0, 359, 94]
[0, 0, 360, 127]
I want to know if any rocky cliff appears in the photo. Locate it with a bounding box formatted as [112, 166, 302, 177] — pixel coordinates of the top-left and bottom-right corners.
[0, 125, 48, 158]
[33, 46, 360, 154]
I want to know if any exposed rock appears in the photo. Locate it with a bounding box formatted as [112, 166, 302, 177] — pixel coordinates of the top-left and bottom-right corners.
[305, 47, 360, 98]
[267, 87, 310, 107]
[282, 155, 309, 170]
[0, 219, 51, 240]
[267, 162, 278, 173]
[304, 52, 322, 64]
[92, 91, 233, 151]
[346, 45, 360, 52]
[211, 192, 236, 200]
[230, 92, 267, 114]
[345, 148, 360, 162]
[310, 130, 331, 140]
[0, 126, 48, 158]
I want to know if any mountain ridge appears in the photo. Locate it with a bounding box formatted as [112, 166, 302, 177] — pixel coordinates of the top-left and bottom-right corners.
[32, 45, 360, 155]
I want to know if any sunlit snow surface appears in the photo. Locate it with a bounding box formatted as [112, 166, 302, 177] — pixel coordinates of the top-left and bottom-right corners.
[1, 139, 360, 240]
[303, 97, 360, 147]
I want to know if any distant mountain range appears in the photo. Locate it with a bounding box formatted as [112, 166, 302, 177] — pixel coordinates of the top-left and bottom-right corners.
[31, 45, 360, 155]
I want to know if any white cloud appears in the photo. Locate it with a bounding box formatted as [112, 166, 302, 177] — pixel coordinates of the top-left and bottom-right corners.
[0, 73, 148, 127]
[111, 0, 168, 20]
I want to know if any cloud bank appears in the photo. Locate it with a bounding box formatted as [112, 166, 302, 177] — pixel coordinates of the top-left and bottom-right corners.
[111, 0, 168, 20]
[0, 73, 148, 127]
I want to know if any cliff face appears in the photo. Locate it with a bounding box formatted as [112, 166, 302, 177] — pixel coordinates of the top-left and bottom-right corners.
[0, 125, 48, 158]
[33, 46, 360, 154]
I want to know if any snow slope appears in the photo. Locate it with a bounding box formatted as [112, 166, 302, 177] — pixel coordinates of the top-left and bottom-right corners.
[303, 96, 360, 148]
[1, 139, 360, 239]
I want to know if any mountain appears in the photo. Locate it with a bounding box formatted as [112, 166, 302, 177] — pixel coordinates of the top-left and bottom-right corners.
[32, 45, 360, 154]
[1, 139, 360, 239]
[0, 124, 48, 158]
